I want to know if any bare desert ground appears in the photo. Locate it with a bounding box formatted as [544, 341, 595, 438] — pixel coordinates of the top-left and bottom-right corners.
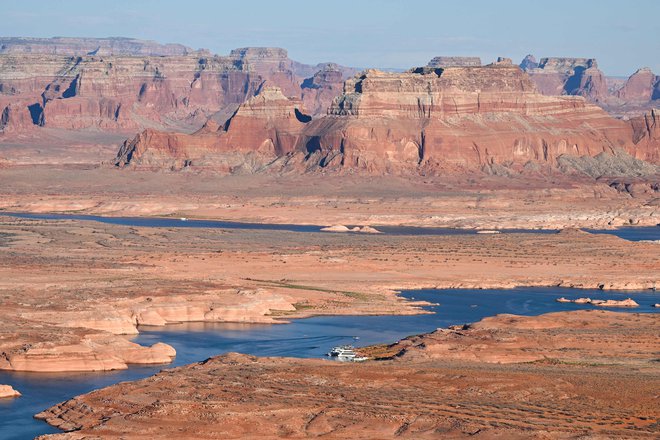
[35, 310, 660, 439]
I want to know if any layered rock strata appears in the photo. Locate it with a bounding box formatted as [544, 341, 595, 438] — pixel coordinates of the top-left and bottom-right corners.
[115, 86, 311, 171]
[0, 40, 352, 135]
[117, 63, 659, 175]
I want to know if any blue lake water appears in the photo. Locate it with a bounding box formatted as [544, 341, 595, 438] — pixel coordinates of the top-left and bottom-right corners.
[0, 287, 658, 440]
[0, 211, 659, 241]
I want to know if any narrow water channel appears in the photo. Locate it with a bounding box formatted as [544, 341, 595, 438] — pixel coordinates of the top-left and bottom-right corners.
[1, 287, 657, 439]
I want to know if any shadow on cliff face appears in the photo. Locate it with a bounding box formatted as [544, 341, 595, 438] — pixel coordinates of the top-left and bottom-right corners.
[563, 66, 586, 95]
[27, 103, 43, 126]
[294, 108, 312, 123]
[305, 136, 321, 154]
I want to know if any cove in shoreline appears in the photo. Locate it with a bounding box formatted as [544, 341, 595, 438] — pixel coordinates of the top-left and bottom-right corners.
[0, 287, 658, 439]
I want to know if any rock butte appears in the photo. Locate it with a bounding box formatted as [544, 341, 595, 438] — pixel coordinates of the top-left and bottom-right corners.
[34, 311, 660, 439]
[115, 63, 660, 174]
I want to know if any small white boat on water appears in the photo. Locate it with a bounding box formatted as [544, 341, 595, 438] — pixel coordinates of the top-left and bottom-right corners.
[180, 217, 188, 221]
[327, 345, 368, 362]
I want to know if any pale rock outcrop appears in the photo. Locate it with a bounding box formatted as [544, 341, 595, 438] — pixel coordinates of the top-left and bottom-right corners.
[131, 291, 296, 325]
[320, 225, 381, 234]
[0, 384, 21, 398]
[320, 225, 352, 232]
[20, 310, 139, 335]
[555, 297, 639, 307]
[0, 335, 175, 372]
[592, 298, 639, 307]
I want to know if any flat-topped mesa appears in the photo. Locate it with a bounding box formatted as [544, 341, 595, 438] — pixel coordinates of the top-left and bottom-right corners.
[526, 57, 607, 101]
[427, 56, 481, 68]
[329, 64, 539, 118]
[116, 86, 312, 170]
[0, 36, 195, 56]
[304, 65, 644, 173]
[617, 68, 660, 102]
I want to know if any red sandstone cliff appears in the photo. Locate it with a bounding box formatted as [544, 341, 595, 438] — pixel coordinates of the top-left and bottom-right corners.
[116, 63, 659, 176]
[0, 40, 352, 136]
[628, 109, 660, 163]
[616, 68, 660, 102]
[115, 86, 312, 171]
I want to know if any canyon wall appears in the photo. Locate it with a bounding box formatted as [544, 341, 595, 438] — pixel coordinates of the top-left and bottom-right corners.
[117, 62, 659, 175]
[0, 39, 353, 136]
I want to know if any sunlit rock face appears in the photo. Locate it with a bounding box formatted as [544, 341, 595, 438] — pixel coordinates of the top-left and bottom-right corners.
[117, 63, 659, 176]
[0, 39, 351, 135]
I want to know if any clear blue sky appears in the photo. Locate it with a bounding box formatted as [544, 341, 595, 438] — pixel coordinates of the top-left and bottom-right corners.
[2, 0, 658, 76]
